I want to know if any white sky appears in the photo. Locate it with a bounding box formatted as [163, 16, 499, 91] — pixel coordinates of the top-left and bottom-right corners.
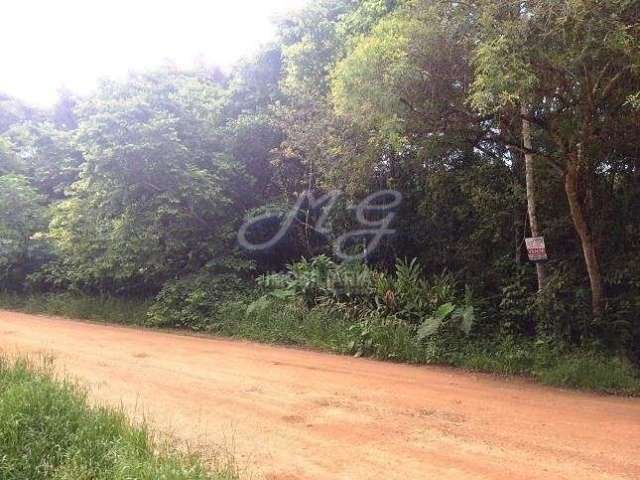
[1, 0, 307, 106]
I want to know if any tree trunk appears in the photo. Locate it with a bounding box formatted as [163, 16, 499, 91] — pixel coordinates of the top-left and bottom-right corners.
[521, 105, 546, 291]
[564, 156, 604, 317]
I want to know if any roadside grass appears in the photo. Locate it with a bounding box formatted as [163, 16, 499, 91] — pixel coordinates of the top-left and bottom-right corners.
[0, 356, 237, 480]
[448, 339, 640, 395]
[0, 291, 150, 325]
[534, 353, 640, 395]
[2, 291, 639, 396]
[214, 299, 354, 352]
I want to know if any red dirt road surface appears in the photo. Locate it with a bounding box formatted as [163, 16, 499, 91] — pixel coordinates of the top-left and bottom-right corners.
[1, 310, 639, 480]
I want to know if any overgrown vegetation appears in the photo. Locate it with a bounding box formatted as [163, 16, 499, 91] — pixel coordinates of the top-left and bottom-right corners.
[1, 1, 639, 394]
[3, 257, 639, 395]
[0, 356, 237, 480]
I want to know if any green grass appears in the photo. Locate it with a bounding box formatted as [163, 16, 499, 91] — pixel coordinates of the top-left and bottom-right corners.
[447, 338, 538, 376]
[213, 298, 354, 351]
[0, 291, 151, 325]
[448, 339, 640, 395]
[0, 356, 237, 480]
[535, 353, 640, 395]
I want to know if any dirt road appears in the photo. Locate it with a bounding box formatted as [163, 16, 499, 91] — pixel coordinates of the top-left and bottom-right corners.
[1, 310, 639, 480]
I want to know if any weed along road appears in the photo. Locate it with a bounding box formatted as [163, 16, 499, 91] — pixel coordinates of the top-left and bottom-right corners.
[1, 311, 639, 480]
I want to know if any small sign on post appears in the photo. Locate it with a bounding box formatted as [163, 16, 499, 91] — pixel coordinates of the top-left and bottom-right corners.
[525, 236, 548, 263]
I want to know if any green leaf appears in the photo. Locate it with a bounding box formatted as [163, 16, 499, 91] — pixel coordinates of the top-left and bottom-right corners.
[433, 302, 455, 319]
[417, 316, 443, 339]
[455, 306, 475, 335]
[269, 289, 296, 300]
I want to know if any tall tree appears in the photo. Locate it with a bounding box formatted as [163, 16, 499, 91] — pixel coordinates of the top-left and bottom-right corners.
[521, 106, 546, 291]
[47, 71, 249, 292]
[471, 0, 640, 316]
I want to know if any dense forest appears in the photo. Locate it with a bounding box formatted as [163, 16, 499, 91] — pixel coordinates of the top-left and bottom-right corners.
[1, 0, 640, 389]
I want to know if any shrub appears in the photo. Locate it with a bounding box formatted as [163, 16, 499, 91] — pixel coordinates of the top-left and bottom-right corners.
[146, 273, 249, 330]
[257, 256, 482, 364]
[258, 255, 376, 306]
[417, 301, 476, 340]
[347, 313, 425, 362]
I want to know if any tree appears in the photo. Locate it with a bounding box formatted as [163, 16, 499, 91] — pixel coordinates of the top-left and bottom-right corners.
[522, 104, 546, 292]
[47, 71, 249, 292]
[470, 0, 640, 317]
[4, 122, 82, 200]
[0, 138, 19, 175]
[0, 174, 48, 288]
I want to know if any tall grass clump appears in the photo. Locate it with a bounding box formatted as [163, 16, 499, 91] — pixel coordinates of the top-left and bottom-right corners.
[0, 356, 237, 480]
[0, 291, 150, 325]
[215, 296, 354, 351]
[535, 352, 640, 395]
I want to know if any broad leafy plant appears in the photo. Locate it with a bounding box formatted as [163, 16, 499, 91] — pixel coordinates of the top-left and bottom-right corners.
[417, 301, 476, 340]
